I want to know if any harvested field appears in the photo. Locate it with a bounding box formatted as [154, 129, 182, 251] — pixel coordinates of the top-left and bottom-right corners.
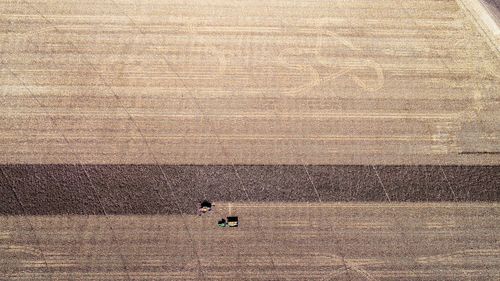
[0, 0, 499, 165]
[480, 0, 500, 28]
[1, 203, 499, 280]
[1, 1, 499, 280]
[1, 165, 499, 215]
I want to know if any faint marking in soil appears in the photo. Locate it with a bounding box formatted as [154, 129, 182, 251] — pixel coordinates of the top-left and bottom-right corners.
[439, 166, 457, 201]
[277, 18, 385, 95]
[4, 3, 133, 279]
[459, 151, 500, 154]
[371, 166, 391, 202]
[318, 253, 379, 281]
[0, 166, 52, 280]
[0, 167, 26, 214]
[304, 165, 322, 202]
[5, 245, 44, 257]
[98, 1, 246, 277]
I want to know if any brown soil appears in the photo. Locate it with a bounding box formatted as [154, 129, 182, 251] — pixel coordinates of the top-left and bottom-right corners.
[1, 203, 499, 280]
[1, 165, 498, 215]
[1, 0, 499, 166]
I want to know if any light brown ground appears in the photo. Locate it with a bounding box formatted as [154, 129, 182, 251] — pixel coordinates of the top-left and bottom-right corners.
[1, 203, 499, 280]
[0, 0, 499, 165]
[462, 0, 500, 51]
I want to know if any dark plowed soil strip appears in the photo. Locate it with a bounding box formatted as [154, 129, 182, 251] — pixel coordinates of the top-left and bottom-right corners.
[0, 165, 498, 215]
[483, 0, 500, 13]
[482, 0, 500, 25]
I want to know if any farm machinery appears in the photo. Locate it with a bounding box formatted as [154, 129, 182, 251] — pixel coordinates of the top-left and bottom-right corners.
[197, 200, 213, 215]
[217, 216, 239, 227]
[196, 200, 239, 227]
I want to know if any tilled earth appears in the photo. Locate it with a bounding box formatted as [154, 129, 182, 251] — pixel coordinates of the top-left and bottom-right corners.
[1, 165, 498, 215]
[1, 1, 498, 279]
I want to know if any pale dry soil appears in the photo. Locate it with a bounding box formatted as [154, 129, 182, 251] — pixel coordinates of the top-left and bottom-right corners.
[1, 202, 499, 280]
[0, 0, 499, 165]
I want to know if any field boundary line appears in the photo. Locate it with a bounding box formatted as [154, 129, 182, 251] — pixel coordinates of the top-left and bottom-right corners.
[456, 0, 500, 57]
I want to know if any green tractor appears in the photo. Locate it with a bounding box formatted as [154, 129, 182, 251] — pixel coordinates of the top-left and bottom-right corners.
[218, 216, 238, 227]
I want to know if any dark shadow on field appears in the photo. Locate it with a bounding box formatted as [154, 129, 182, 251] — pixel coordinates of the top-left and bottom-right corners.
[0, 165, 498, 215]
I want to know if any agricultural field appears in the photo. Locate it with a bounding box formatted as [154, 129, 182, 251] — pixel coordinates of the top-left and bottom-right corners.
[1, 203, 499, 280]
[479, 0, 500, 34]
[0, 0, 499, 280]
[0, 0, 499, 165]
[0, 164, 499, 215]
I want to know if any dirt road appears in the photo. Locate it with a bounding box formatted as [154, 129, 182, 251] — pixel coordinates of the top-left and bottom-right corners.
[1, 0, 499, 165]
[1, 203, 498, 280]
